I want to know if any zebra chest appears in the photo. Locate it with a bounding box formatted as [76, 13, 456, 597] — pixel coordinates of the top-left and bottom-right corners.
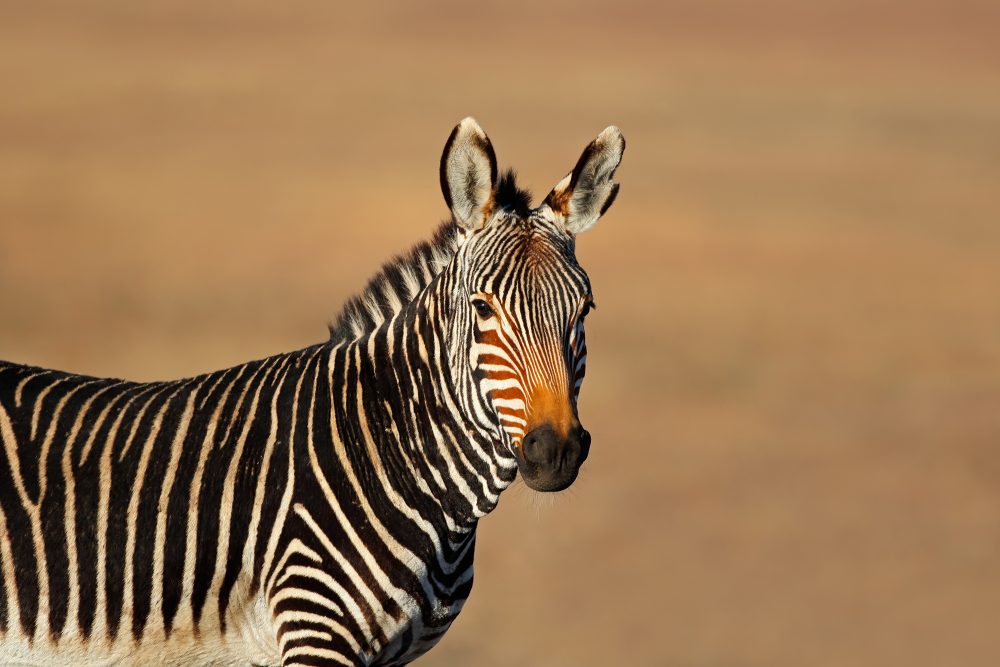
[368, 560, 474, 666]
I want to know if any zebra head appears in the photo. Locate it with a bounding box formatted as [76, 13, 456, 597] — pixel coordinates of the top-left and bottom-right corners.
[440, 118, 624, 492]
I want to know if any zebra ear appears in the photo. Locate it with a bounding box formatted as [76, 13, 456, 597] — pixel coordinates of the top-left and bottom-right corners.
[440, 117, 498, 232]
[544, 126, 625, 235]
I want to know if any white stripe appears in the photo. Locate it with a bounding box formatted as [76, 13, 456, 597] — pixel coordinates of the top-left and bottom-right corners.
[0, 401, 50, 640]
[149, 387, 199, 633]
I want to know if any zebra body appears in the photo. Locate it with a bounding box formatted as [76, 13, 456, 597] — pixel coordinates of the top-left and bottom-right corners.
[0, 118, 624, 666]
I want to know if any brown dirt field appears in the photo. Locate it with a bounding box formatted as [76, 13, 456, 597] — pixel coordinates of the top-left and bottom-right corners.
[2, 2, 999, 665]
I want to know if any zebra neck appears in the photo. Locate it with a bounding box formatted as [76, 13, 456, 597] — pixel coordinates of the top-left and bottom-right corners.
[322, 291, 517, 538]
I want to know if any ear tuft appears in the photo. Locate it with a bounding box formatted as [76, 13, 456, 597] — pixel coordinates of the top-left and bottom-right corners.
[544, 125, 625, 235]
[440, 117, 499, 231]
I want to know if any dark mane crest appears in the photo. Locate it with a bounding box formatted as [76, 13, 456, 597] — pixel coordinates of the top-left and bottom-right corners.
[328, 171, 531, 343]
[328, 222, 460, 342]
[495, 169, 532, 216]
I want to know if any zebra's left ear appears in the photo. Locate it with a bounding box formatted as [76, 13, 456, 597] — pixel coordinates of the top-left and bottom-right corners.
[440, 117, 498, 232]
[544, 126, 625, 235]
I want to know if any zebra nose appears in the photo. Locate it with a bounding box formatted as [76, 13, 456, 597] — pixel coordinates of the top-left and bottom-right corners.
[521, 426, 561, 468]
[518, 423, 589, 492]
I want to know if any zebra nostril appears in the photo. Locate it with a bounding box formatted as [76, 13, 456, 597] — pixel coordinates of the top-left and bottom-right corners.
[521, 431, 538, 458]
[521, 426, 562, 467]
[578, 429, 591, 463]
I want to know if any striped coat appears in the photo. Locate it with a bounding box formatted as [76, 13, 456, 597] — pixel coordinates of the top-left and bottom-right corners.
[0, 118, 624, 666]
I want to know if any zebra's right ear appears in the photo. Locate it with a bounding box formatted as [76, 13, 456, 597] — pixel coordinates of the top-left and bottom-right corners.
[440, 117, 498, 232]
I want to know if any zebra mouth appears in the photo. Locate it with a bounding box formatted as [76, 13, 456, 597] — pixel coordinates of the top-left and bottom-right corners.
[515, 425, 591, 492]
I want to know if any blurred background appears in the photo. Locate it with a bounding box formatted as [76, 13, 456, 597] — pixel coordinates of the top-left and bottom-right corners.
[1, 1, 998, 665]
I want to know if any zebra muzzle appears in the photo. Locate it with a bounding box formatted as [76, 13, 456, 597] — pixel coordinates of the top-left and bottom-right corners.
[516, 423, 590, 492]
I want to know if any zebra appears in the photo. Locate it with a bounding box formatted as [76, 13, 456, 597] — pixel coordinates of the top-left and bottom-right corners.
[0, 117, 625, 666]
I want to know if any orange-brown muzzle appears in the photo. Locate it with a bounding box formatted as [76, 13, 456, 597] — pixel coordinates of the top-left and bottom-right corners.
[515, 384, 591, 492]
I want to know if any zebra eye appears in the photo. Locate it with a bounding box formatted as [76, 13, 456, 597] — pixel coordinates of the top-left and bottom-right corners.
[581, 300, 595, 318]
[472, 298, 495, 319]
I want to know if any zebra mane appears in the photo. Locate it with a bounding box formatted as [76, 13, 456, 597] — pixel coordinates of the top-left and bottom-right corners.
[327, 221, 460, 342]
[328, 170, 531, 343]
